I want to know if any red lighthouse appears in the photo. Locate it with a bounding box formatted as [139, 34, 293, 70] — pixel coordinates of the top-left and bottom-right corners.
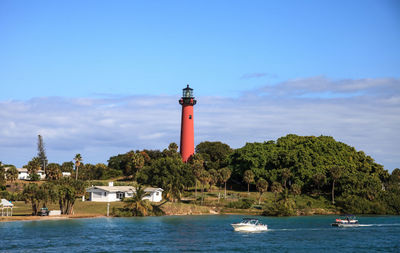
[179, 85, 197, 162]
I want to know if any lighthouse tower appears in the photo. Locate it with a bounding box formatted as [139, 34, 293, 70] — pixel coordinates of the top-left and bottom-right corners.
[179, 85, 197, 162]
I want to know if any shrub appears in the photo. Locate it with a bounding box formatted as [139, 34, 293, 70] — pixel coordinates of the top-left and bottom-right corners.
[262, 199, 296, 216]
[0, 190, 24, 201]
[227, 198, 254, 209]
[336, 194, 387, 214]
[101, 169, 123, 180]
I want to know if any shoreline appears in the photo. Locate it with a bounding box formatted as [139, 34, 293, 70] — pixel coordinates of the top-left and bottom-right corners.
[0, 214, 106, 223]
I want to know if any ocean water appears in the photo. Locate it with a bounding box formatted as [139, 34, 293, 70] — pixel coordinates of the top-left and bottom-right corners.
[1, 215, 399, 252]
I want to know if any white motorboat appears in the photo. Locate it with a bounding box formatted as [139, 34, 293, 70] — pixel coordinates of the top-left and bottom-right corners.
[331, 215, 359, 227]
[231, 218, 268, 232]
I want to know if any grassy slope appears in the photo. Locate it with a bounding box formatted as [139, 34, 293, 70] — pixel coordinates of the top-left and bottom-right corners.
[3, 181, 339, 218]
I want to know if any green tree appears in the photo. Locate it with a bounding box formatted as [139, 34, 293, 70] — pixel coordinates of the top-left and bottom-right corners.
[208, 169, 219, 192]
[74, 154, 83, 180]
[191, 159, 204, 199]
[290, 183, 302, 196]
[219, 167, 231, 199]
[55, 177, 85, 214]
[46, 163, 62, 180]
[61, 162, 74, 173]
[280, 168, 292, 189]
[196, 141, 232, 170]
[164, 175, 185, 202]
[243, 170, 255, 195]
[271, 182, 283, 200]
[312, 173, 326, 195]
[6, 167, 18, 183]
[124, 185, 153, 216]
[23, 183, 39, 215]
[23, 183, 52, 215]
[26, 157, 41, 181]
[168, 142, 179, 152]
[198, 169, 211, 204]
[389, 168, 400, 184]
[256, 178, 269, 204]
[136, 149, 193, 203]
[130, 152, 145, 178]
[37, 135, 48, 175]
[0, 164, 6, 189]
[329, 166, 343, 204]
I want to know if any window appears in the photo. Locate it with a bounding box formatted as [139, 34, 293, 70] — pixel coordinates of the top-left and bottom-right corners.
[189, 115, 192, 119]
[93, 192, 102, 198]
[156, 192, 159, 196]
[117, 192, 124, 199]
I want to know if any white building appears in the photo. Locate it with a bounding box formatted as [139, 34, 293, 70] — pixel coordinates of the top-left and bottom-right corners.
[15, 168, 46, 180]
[86, 182, 163, 202]
[62, 172, 71, 177]
[4, 167, 70, 180]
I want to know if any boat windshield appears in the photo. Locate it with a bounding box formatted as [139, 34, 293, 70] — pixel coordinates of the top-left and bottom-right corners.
[241, 218, 259, 225]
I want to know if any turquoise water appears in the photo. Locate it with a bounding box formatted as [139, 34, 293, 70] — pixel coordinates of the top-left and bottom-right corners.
[1, 215, 399, 252]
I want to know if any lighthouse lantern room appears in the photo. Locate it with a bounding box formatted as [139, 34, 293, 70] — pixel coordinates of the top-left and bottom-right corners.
[179, 85, 197, 162]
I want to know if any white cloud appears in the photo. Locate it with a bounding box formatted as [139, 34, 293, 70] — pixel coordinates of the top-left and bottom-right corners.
[259, 76, 400, 98]
[0, 77, 399, 171]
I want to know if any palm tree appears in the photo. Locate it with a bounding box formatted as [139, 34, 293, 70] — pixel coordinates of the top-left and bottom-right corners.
[290, 183, 301, 196]
[312, 173, 326, 195]
[74, 154, 82, 180]
[271, 182, 283, 200]
[124, 185, 153, 216]
[208, 169, 219, 192]
[23, 183, 41, 215]
[329, 166, 343, 204]
[26, 157, 41, 181]
[164, 176, 185, 202]
[198, 169, 211, 205]
[219, 167, 231, 199]
[5, 167, 18, 183]
[0, 163, 6, 188]
[256, 178, 269, 204]
[243, 170, 255, 195]
[192, 160, 204, 199]
[46, 163, 62, 181]
[281, 168, 292, 189]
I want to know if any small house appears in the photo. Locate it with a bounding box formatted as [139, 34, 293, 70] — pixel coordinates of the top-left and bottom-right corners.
[86, 182, 163, 202]
[16, 168, 45, 180]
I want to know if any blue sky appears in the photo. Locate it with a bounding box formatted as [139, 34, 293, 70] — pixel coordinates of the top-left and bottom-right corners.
[0, 1, 399, 171]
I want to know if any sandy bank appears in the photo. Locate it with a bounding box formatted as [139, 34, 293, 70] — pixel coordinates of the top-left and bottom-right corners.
[0, 214, 104, 223]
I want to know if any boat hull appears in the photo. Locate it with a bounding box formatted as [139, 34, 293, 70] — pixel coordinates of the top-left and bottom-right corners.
[231, 224, 268, 232]
[331, 223, 359, 227]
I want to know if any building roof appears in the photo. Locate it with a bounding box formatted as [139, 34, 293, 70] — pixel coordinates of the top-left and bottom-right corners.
[86, 186, 163, 193]
[0, 199, 14, 207]
[15, 168, 45, 173]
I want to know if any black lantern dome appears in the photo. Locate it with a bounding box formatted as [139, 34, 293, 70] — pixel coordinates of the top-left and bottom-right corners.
[182, 84, 194, 98]
[179, 84, 196, 105]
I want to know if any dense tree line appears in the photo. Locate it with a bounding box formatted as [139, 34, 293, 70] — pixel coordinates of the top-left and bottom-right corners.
[2, 134, 400, 216]
[107, 135, 399, 214]
[229, 134, 399, 214]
